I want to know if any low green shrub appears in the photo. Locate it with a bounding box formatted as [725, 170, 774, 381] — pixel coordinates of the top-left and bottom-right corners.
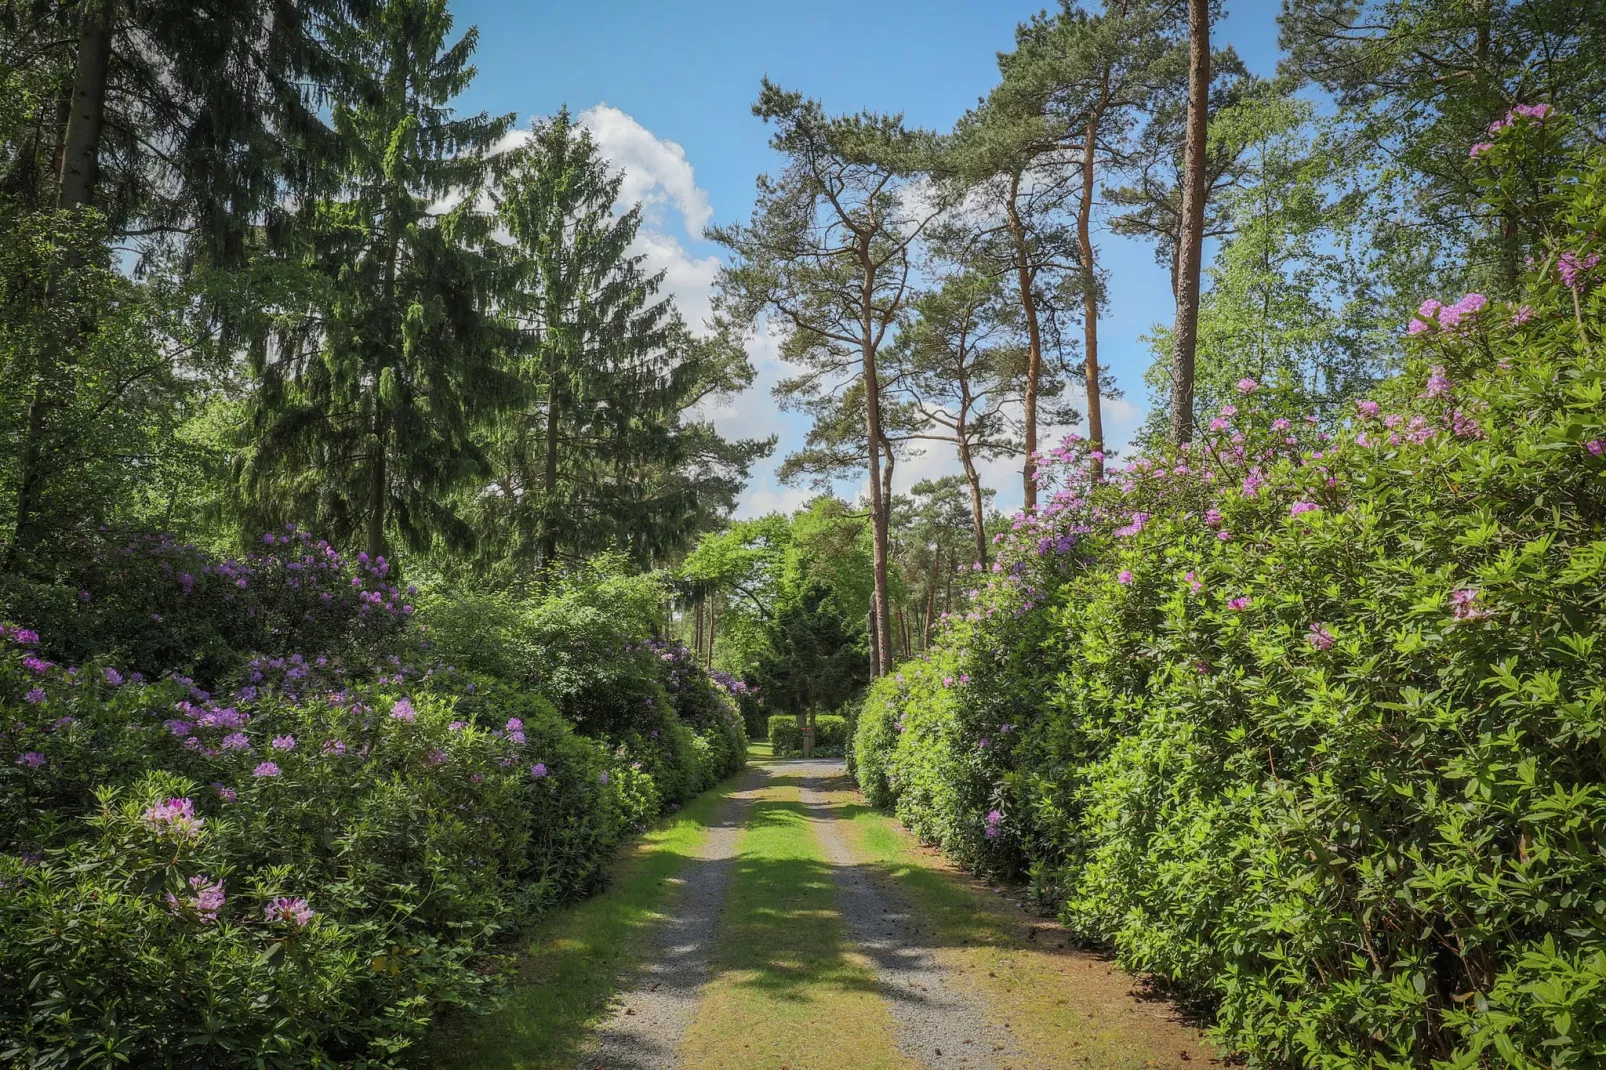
[855, 121, 1606, 1065]
[769, 713, 847, 757]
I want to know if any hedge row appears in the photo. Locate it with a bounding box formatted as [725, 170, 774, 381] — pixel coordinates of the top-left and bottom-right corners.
[1, 540, 744, 1066]
[854, 133, 1606, 1064]
[768, 714, 847, 757]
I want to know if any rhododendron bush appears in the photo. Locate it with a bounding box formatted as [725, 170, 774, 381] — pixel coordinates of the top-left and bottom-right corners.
[856, 123, 1606, 1066]
[0, 538, 745, 1065]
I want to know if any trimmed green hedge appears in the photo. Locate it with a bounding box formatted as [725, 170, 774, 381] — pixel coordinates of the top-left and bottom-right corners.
[854, 139, 1606, 1067]
[768, 714, 847, 757]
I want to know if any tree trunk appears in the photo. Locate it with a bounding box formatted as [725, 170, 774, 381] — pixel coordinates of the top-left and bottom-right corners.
[1005, 170, 1044, 512]
[366, 442, 386, 561]
[58, 0, 115, 211]
[860, 254, 893, 675]
[706, 597, 716, 669]
[694, 595, 704, 656]
[922, 545, 940, 645]
[1077, 108, 1106, 480]
[867, 607, 881, 677]
[540, 344, 561, 567]
[1169, 0, 1211, 447]
[958, 438, 987, 569]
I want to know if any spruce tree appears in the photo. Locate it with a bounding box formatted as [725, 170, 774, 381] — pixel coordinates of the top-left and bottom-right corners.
[242, 0, 515, 560]
[483, 109, 765, 573]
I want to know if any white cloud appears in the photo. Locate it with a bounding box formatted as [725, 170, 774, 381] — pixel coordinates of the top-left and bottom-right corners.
[737, 478, 814, 519]
[578, 104, 712, 241]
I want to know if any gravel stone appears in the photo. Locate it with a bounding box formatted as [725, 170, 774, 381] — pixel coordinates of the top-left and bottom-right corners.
[579, 764, 771, 1070]
[796, 759, 1024, 1070]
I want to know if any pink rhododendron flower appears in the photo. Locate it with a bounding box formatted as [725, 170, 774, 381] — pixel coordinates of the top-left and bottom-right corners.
[264, 896, 314, 927]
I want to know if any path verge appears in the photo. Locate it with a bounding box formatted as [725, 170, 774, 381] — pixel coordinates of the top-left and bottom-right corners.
[430, 765, 760, 1069]
[832, 773, 1215, 1069]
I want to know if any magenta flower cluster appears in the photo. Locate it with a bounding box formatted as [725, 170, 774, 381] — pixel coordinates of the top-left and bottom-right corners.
[142, 797, 206, 840]
[167, 875, 226, 923]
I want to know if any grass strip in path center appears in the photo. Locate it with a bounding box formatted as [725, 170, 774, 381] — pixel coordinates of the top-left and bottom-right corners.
[430, 767, 757, 1069]
[677, 767, 918, 1070]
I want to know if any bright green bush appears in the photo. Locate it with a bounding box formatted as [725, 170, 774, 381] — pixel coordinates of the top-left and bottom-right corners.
[769, 713, 847, 757]
[856, 124, 1606, 1065]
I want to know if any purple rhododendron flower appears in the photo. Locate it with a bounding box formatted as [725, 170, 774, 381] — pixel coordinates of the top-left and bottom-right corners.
[1586, 439, 1606, 456]
[143, 797, 205, 839]
[15, 751, 46, 769]
[1558, 251, 1601, 290]
[1290, 502, 1321, 517]
[1236, 378, 1259, 395]
[1356, 400, 1381, 418]
[1117, 569, 1134, 585]
[252, 761, 280, 778]
[1307, 624, 1335, 651]
[530, 762, 548, 779]
[168, 875, 226, 923]
[23, 687, 45, 705]
[390, 697, 416, 723]
[103, 667, 123, 686]
[599, 771, 610, 785]
[264, 896, 314, 927]
[984, 810, 1004, 840]
[1227, 597, 1252, 611]
[271, 735, 296, 751]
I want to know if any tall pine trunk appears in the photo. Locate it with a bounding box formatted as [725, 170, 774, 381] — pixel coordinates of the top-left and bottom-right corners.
[922, 544, 940, 646]
[956, 413, 987, 568]
[860, 248, 893, 676]
[57, 0, 115, 211]
[1077, 104, 1106, 481]
[1005, 171, 1044, 511]
[1169, 0, 1210, 446]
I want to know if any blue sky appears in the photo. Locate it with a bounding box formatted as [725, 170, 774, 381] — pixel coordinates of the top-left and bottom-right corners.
[452, 0, 1290, 517]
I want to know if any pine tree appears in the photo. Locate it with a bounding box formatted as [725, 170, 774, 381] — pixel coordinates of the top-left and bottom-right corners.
[482, 109, 765, 573]
[713, 81, 940, 675]
[242, 0, 516, 561]
[2, 0, 355, 554]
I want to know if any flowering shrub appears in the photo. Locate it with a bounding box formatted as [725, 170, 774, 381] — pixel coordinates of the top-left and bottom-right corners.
[0, 635, 628, 1064]
[856, 123, 1606, 1065]
[0, 526, 416, 686]
[0, 541, 745, 1064]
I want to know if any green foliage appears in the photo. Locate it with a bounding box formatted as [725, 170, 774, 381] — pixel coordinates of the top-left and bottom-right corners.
[477, 109, 767, 572]
[0, 532, 744, 1065]
[767, 713, 847, 758]
[240, 0, 518, 560]
[856, 136, 1606, 1066]
[0, 657, 622, 1065]
[1138, 89, 1381, 446]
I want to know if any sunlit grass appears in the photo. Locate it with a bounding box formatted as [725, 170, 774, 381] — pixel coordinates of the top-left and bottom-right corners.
[678, 777, 917, 1070]
[431, 770, 748, 1069]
